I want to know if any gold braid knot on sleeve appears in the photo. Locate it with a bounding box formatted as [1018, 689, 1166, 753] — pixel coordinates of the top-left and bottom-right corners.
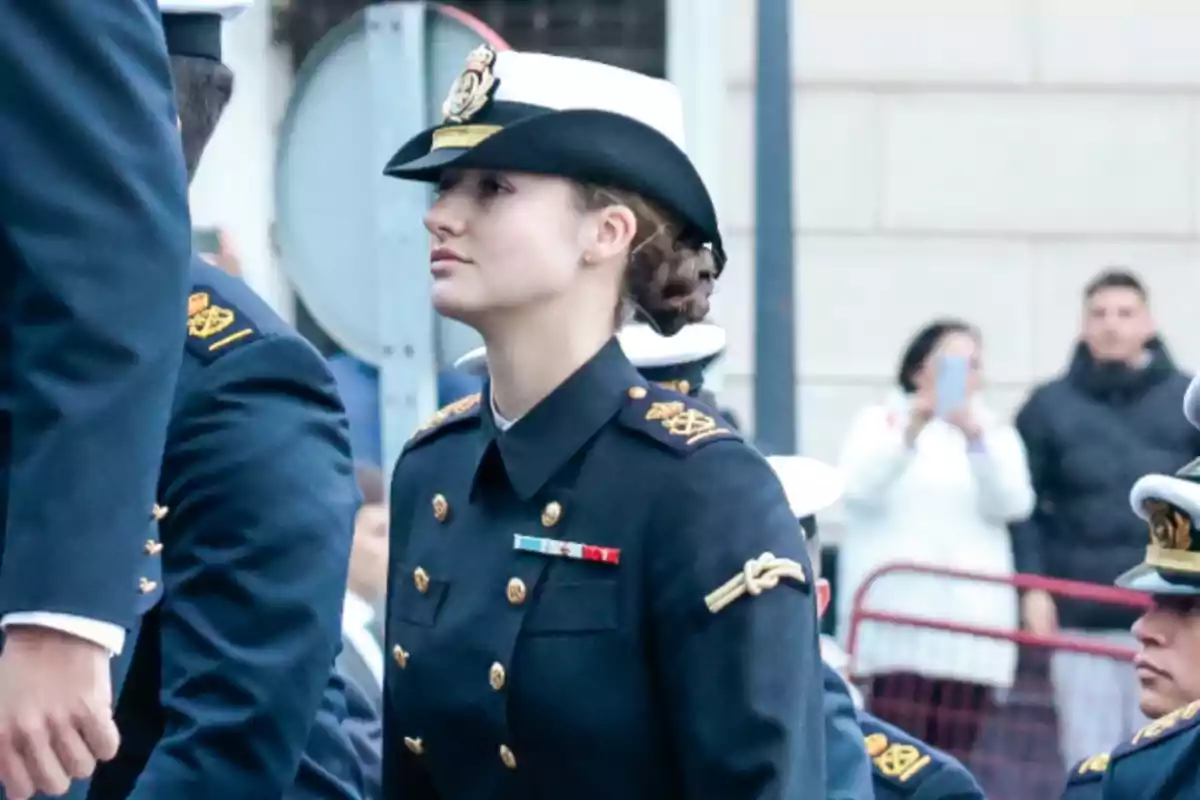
[704, 551, 808, 614]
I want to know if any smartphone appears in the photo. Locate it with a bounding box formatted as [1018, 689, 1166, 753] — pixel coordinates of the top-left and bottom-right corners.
[934, 354, 969, 418]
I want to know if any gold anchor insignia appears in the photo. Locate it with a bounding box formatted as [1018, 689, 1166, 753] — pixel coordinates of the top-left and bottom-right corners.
[414, 393, 482, 436]
[188, 292, 210, 316]
[442, 44, 498, 124]
[873, 743, 931, 782]
[644, 401, 731, 446]
[188, 304, 236, 339]
[1147, 501, 1192, 552]
[864, 733, 888, 758]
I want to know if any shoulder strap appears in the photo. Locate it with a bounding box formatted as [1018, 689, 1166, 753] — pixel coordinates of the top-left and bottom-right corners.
[617, 383, 740, 455]
[402, 393, 483, 453]
[1113, 700, 1200, 761]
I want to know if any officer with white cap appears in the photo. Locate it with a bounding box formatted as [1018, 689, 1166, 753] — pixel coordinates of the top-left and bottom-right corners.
[0, 3, 195, 797]
[767, 454, 987, 800]
[1060, 444, 1200, 798]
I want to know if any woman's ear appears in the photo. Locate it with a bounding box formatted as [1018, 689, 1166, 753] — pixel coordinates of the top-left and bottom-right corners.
[582, 203, 637, 266]
[816, 578, 831, 619]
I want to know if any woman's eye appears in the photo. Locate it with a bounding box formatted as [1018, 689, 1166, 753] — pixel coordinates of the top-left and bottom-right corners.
[478, 176, 507, 197]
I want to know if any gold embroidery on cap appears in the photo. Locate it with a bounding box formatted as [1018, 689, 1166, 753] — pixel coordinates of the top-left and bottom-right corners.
[1147, 500, 1192, 553]
[442, 45, 498, 124]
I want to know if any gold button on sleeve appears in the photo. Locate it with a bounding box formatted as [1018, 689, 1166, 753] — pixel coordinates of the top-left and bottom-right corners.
[404, 737, 424, 755]
[505, 578, 526, 605]
[627, 386, 647, 400]
[138, 577, 158, 594]
[144, 539, 163, 555]
[499, 744, 517, 769]
[393, 645, 409, 669]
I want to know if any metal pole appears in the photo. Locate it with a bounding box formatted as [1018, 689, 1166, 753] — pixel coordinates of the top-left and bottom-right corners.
[753, 0, 796, 455]
[666, 0, 728, 396]
[368, 2, 439, 479]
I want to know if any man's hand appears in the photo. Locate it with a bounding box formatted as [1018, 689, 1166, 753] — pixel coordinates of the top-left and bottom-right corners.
[1021, 589, 1059, 637]
[0, 627, 120, 798]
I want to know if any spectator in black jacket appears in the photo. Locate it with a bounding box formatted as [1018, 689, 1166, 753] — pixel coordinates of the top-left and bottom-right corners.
[1011, 269, 1200, 769]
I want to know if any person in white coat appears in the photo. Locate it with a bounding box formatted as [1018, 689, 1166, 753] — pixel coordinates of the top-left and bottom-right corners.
[836, 318, 1035, 765]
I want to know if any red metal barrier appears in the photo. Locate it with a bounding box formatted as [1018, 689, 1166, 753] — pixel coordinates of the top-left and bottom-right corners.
[845, 563, 1152, 800]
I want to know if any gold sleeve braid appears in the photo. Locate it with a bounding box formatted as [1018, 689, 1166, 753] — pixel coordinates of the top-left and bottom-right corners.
[704, 551, 808, 614]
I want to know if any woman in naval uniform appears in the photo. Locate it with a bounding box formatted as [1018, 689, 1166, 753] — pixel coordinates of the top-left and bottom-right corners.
[379, 44, 826, 800]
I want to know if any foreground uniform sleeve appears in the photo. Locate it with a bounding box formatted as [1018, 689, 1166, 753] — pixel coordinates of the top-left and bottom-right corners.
[823, 665, 875, 800]
[0, 0, 191, 629]
[130, 336, 357, 798]
[649, 442, 826, 798]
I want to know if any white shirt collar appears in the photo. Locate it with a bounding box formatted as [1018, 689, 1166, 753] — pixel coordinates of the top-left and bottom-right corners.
[343, 591, 375, 630]
[490, 389, 518, 431]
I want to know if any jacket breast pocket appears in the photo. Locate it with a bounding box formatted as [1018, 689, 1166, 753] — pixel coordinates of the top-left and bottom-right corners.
[523, 581, 618, 635]
[393, 565, 449, 628]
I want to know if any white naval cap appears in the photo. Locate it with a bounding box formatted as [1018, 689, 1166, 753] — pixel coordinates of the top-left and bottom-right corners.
[158, 0, 252, 18]
[765, 455, 845, 520]
[453, 346, 488, 377]
[384, 45, 725, 269]
[616, 322, 725, 369]
[451, 321, 727, 383]
[1184, 375, 1200, 430]
[1121, 461, 1200, 594]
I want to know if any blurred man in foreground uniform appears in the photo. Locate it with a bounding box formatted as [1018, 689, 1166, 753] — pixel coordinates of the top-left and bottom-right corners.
[80, 3, 363, 798]
[1061, 385, 1200, 798]
[0, 3, 194, 797]
[768, 454, 986, 800]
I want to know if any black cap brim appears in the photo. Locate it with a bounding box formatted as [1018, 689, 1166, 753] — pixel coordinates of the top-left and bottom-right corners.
[383, 109, 725, 271]
[1115, 562, 1200, 595]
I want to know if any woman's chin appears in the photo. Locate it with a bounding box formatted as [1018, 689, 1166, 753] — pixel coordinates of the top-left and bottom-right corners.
[431, 285, 481, 322]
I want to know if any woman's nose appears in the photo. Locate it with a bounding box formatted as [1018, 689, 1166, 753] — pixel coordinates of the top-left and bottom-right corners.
[424, 196, 466, 239]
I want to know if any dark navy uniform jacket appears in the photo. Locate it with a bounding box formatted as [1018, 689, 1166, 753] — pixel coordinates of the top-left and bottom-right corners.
[82, 262, 363, 800]
[383, 338, 825, 799]
[1062, 699, 1200, 800]
[860, 715, 984, 800]
[823, 664, 876, 799]
[0, 1, 191, 627]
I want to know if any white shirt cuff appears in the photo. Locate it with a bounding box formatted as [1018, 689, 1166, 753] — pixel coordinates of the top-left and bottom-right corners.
[1, 613, 124, 656]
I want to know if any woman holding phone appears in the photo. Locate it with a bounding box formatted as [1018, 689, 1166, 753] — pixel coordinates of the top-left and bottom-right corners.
[835, 318, 1035, 764]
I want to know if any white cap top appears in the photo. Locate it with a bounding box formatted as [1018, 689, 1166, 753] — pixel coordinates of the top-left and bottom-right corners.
[158, 0, 252, 19]
[765, 455, 845, 519]
[453, 346, 488, 376]
[484, 51, 686, 151]
[1130, 473, 1200, 522]
[616, 322, 726, 368]
[453, 321, 727, 378]
[1185, 375, 1200, 430]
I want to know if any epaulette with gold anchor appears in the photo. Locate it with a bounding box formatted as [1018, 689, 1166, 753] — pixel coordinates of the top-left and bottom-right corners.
[618, 382, 740, 455]
[404, 393, 483, 453]
[185, 286, 262, 363]
[1112, 699, 1200, 760]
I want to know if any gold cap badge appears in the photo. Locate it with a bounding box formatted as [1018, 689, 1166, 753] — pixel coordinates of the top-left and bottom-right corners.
[1148, 500, 1192, 553]
[442, 45, 498, 124]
